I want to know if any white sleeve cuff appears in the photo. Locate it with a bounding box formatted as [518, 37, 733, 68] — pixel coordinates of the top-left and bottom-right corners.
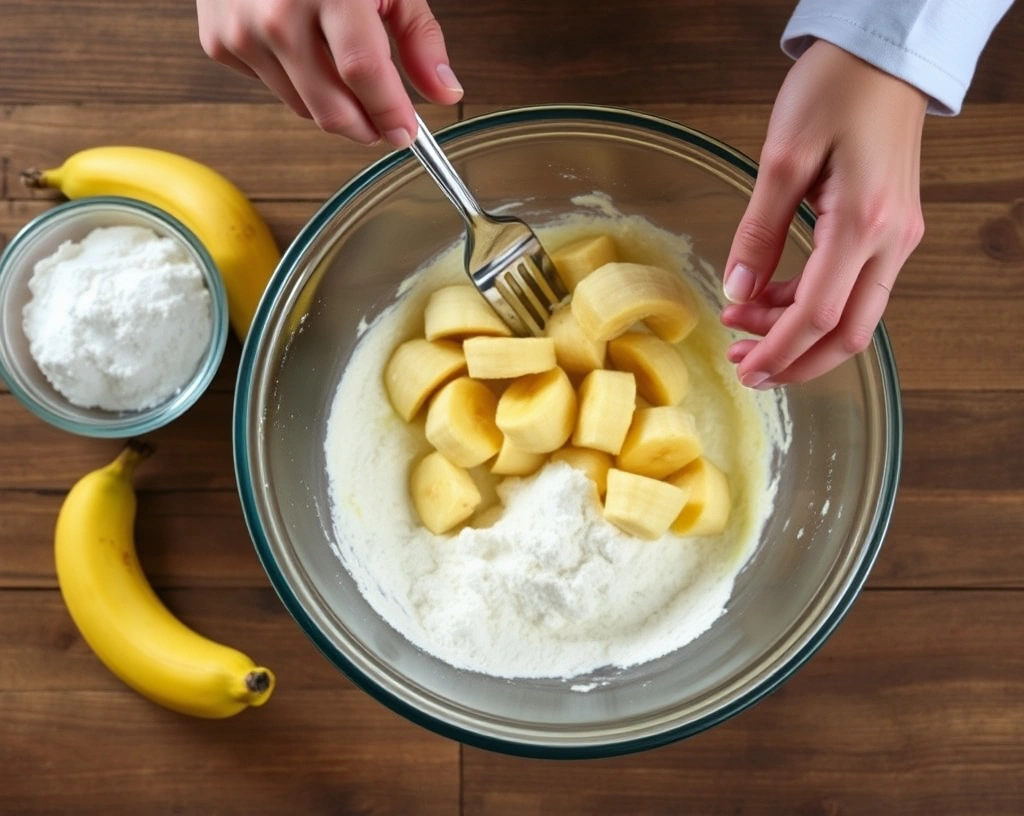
[781, 0, 1015, 115]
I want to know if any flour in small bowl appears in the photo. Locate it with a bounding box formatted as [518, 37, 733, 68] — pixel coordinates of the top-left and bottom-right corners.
[22, 225, 213, 411]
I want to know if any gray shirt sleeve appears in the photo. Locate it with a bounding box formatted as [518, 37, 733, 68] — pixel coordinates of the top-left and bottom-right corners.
[782, 0, 1016, 115]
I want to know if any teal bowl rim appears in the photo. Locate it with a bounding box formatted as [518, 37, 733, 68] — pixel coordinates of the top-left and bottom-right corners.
[0, 195, 229, 438]
[233, 104, 903, 759]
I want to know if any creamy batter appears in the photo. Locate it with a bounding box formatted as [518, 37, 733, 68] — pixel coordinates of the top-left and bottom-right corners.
[324, 208, 788, 681]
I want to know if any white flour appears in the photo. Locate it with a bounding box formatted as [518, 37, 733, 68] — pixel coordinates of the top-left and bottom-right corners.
[325, 212, 786, 681]
[23, 225, 213, 411]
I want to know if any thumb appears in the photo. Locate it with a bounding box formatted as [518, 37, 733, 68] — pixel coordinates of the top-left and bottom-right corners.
[724, 153, 816, 303]
[386, 0, 464, 106]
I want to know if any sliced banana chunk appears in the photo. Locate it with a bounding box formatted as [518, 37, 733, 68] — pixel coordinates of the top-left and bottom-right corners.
[490, 437, 548, 477]
[425, 376, 503, 468]
[551, 233, 618, 293]
[409, 451, 482, 534]
[464, 336, 557, 379]
[572, 369, 636, 455]
[495, 367, 577, 454]
[423, 285, 513, 341]
[607, 331, 689, 406]
[668, 457, 732, 536]
[544, 303, 607, 375]
[384, 338, 467, 422]
[603, 468, 688, 540]
[571, 262, 698, 343]
[549, 447, 613, 498]
[617, 406, 703, 479]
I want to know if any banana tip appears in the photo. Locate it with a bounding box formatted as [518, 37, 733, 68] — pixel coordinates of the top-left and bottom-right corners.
[20, 168, 47, 189]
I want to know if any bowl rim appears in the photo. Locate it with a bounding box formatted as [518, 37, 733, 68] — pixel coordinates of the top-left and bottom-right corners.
[0, 195, 229, 438]
[233, 103, 903, 758]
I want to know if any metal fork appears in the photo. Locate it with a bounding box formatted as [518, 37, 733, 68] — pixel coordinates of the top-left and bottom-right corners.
[409, 114, 567, 336]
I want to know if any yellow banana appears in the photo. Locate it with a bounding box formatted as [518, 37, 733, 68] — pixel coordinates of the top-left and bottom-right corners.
[22, 146, 280, 341]
[54, 441, 275, 718]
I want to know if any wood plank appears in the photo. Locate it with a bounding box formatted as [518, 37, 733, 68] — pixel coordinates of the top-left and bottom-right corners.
[0, 592, 458, 815]
[0, 490, 265, 589]
[2, 2, 1022, 106]
[462, 590, 1024, 815]
[5, 103, 1024, 204]
[0, 104, 457, 202]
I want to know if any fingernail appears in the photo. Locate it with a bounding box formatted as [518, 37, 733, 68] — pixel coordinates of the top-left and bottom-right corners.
[436, 64, 463, 94]
[385, 128, 412, 149]
[741, 370, 771, 389]
[724, 264, 755, 303]
[755, 379, 778, 391]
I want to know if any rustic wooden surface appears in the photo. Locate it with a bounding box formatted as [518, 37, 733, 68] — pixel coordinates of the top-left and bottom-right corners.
[2, 1, 1023, 813]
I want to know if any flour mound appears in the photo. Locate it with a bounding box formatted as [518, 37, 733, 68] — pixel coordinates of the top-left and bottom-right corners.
[22, 225, 213, 411]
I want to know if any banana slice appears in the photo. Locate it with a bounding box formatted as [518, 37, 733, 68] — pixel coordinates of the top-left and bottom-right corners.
[495, 367, 577, 454]
[667, 457, 732, 536]
[464, 336, 557, 379]
[572, 369, 636, 455]
[491, 437, 547, 477]
[571, 262, 699, 343]
[384, 338, 467, 422]
[550, 447, 613, 498]
[551, 233, 619, 293]
[617, 406, 703, 479]
[424, 285, 513, 341]
[409, 451, 482, 534]
[607, 331, 690, 406]
[544, 303, 607, 375]
[425, 377, 503, 468]
[603, 468, 688, 540]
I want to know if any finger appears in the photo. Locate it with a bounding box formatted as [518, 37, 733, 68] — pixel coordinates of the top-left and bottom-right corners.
[320, 1, 419, 147]
[748, 274, 802, 308]
[239, 45, 313, 120]
[721, 302, 787, 338]
[727, 339, 757, 364]
[384, 0, 464, 104]
[761, 254, 897, 386]
[723, 145, 821, 304]
[279, 35, 381, 144]
[735, 215, 872, 387]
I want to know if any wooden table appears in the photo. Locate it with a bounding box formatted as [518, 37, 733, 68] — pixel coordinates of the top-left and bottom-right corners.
[2, 2, 1022, 813]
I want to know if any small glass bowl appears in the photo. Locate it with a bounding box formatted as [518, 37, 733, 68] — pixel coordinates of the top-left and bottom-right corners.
[0, 196, 228, 438]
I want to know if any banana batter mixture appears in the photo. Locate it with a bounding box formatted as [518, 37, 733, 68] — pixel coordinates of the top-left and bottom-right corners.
[324, 210, 788, 681]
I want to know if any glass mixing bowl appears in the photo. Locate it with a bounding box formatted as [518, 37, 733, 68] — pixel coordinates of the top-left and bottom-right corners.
[235, 105, 901, 758]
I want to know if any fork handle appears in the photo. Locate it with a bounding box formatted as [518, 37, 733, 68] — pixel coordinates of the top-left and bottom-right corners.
[409, 114, 484, 226]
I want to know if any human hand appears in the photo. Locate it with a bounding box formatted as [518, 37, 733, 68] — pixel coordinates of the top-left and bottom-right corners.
[196, 0, 463, 148]
[720, 40, 928, 388]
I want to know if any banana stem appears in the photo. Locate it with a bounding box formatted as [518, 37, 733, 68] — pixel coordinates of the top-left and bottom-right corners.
[20, 168, 50, 189]
[111, 439, 155, 478]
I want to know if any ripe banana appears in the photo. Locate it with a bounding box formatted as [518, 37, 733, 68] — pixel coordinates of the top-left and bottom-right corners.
[491, 438, 547, 477]
[22, 146, 280, 341]
[603, 468, 688, 540]
[608, 331, 690, 406]
[495, 367, 577, 454]
[410, 450, 482, 534]
[573, 369, 637, 455]
[571, 262, 699, 343]
[549, 447, 613, 498]
[667, 457, 732, 536]
[617, 405, 703, 479]
[424, 285, 513, 341]
[551, 233, 619, 292]
[545, 303, 607, 375]
[463, 336, 557, 379]
[425, 376, 503, 468]
[54, 441, 275, 718]
[384, 338, 467, 421]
